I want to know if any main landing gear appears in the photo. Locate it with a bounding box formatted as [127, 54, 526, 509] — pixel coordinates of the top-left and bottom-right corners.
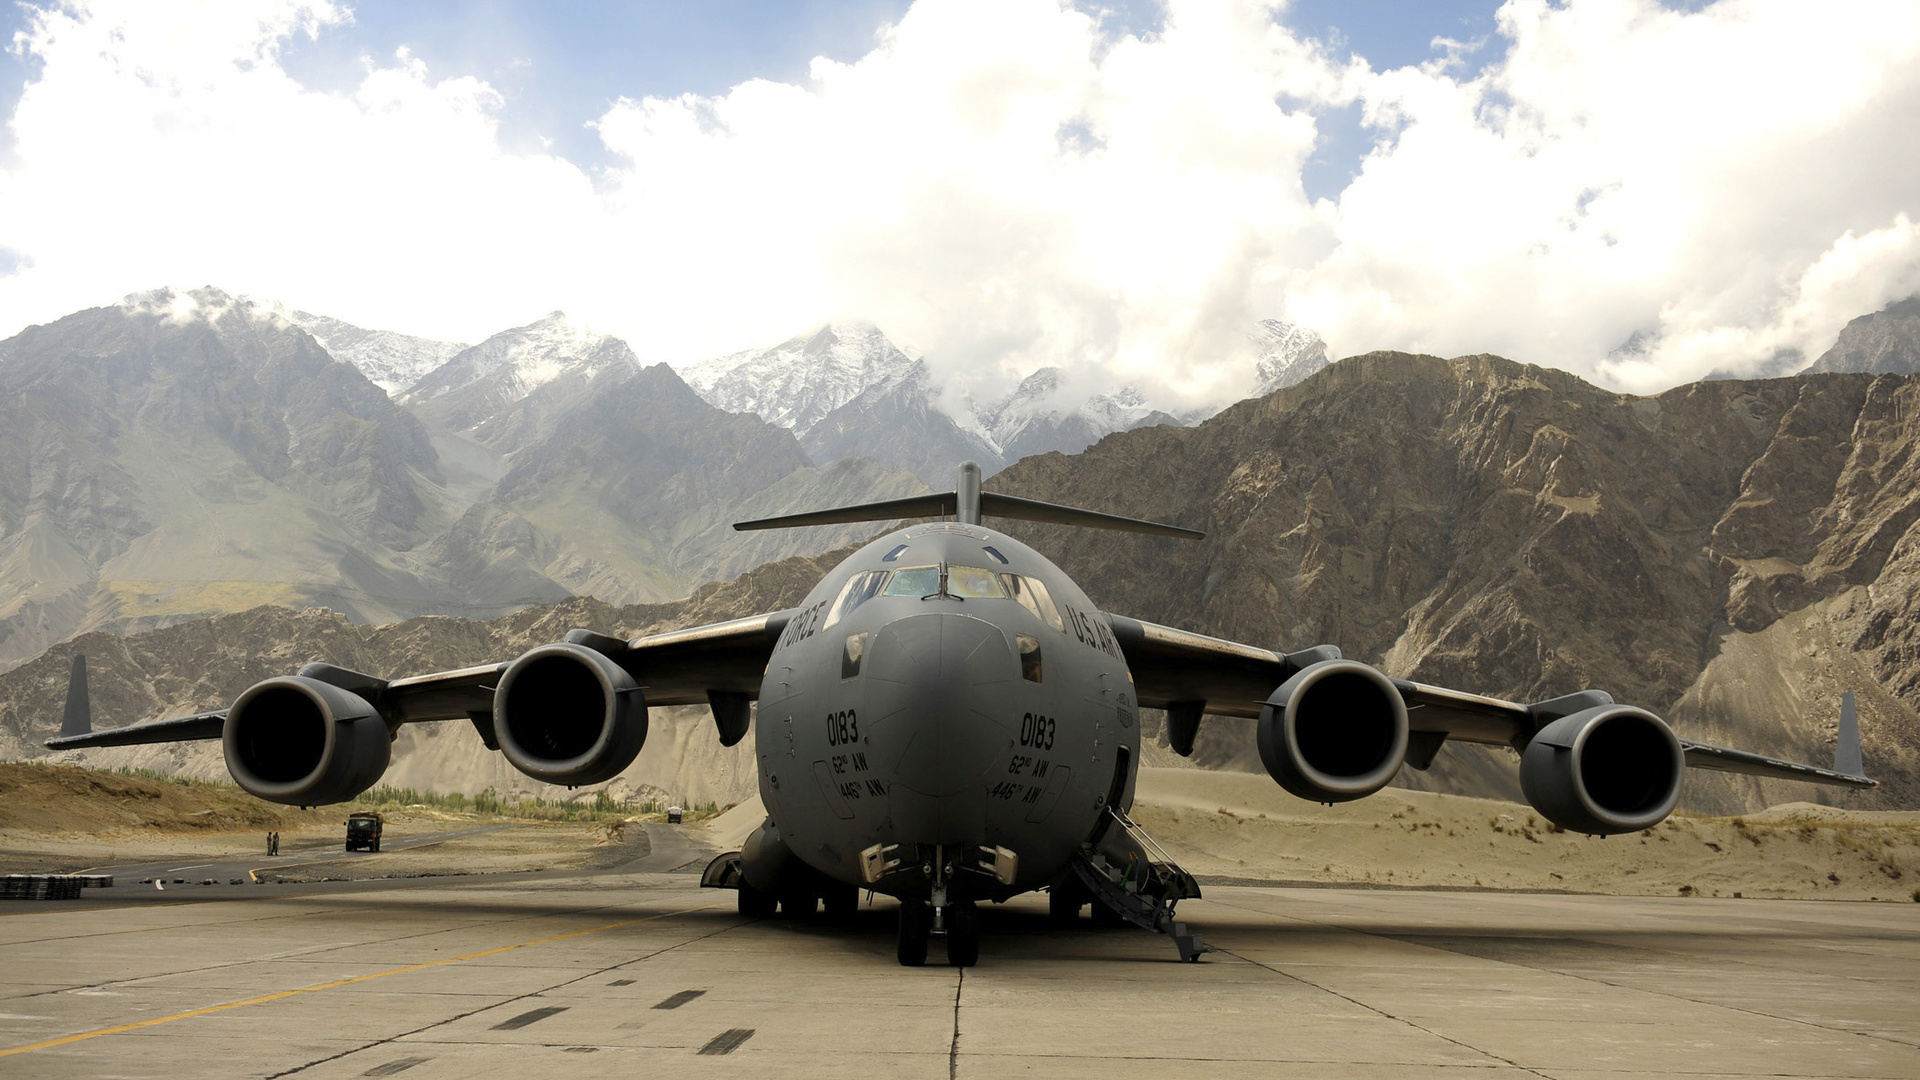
[897, 898, 978, 967]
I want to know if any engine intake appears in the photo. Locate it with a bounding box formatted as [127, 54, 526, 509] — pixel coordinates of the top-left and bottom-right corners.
[1257, 659, 1410, 803]
[1519, 706, 1682, 835]
[494, 643, 647, 785]
[223, 676, 391, 805]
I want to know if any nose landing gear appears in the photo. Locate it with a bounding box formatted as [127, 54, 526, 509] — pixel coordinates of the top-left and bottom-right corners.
[896, 898, 979, 967]
[896, 846, 980, 967]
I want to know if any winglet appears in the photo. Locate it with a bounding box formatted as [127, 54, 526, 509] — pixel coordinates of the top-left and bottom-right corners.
[58, 654, 90, 740]
[1835, 690, 1864, 777]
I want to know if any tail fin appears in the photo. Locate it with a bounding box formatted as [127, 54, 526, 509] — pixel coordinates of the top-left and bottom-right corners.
[1835, 690, 1864, 777]
[733, 462, 1204, 540]
[59, 654, 91, 740]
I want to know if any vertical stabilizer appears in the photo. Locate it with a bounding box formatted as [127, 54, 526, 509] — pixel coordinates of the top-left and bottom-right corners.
[956, 461, 982, 525]
[59, 655, 91, 740]
[1835, 691, 1863, 777]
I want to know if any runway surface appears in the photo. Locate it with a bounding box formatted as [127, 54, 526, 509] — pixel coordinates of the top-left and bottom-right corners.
[2, 839, 1916, 1078]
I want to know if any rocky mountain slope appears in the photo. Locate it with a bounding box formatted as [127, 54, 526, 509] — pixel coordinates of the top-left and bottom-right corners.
[422, 362, 923, 607]
[0, 548, 856, 807]
[987, 353, 1920, 813]
[1805, 295, 1920, 375]
[0, 287, 449, 670]
[0, 295, 922, 671]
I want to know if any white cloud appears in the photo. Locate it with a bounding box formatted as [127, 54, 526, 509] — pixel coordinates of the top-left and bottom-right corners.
[1, 0, 1916, 407]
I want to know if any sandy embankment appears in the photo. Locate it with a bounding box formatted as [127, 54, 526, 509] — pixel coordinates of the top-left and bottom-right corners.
[0, 763, 649, 879]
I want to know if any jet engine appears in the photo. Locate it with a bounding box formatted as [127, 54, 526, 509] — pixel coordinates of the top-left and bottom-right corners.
[1519, 705, 1683, 835]
[223, 676, 391, 806]
[494, 643, 647, 785]
[1257, 659, 1409, 803]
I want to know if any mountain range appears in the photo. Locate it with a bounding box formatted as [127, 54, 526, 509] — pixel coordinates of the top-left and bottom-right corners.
[0, 288, 1318, 670]
[5, 348, 1915, 817]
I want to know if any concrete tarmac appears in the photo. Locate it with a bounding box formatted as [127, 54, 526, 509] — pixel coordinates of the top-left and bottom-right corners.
[2, 865, 1916, 1078]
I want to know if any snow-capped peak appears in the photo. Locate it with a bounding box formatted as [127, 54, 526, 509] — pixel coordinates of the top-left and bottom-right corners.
[1252, 319, 1330, 394]
[277, 309, 468, 397]
[401, 311, 638, 406]
[678, 323, 920, 436]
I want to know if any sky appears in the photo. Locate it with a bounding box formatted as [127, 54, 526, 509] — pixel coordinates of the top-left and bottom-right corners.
[0, 0, 1915, 410]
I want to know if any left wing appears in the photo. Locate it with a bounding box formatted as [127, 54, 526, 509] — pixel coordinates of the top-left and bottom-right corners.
[1106, 613, 1875, 789]
[47, 610, 797, 752]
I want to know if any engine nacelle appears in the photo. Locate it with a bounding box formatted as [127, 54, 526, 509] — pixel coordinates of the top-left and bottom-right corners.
[223, 676, 391, 805]
[1519, 705, 1683, 835]
[494, 642, 647, 785]
[1257, 659, 1410, 803]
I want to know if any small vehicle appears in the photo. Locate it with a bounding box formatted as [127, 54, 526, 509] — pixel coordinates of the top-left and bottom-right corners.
[345, 812, 383, 852]
[666, 805, 684, 824]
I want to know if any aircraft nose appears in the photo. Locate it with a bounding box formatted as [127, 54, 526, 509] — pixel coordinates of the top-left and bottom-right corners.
[860, 611, 1018, 797]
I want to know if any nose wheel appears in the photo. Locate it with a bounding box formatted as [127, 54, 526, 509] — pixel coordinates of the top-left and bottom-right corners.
[897, 900, 931, 966]
[896, 899, 979, 968]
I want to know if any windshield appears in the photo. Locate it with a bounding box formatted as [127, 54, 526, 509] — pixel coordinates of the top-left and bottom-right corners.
[946, 565, 1005, 598]
[883, 566, 941, 596]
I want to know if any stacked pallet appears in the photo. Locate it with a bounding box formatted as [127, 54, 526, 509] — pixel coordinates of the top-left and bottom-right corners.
[1, 874, 109, 899]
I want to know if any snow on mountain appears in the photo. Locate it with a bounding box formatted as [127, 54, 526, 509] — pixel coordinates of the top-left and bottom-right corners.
[1252, 319, 1331, 394]
[402, 312, 635, 407]
[678, 324, 920, 436]
[975, 368, 1181, 464]
[277, 310, 468, 396]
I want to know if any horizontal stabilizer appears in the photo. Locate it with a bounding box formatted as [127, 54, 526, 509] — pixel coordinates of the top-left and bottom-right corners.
[1680, 739, 1875, 789]
[734, 467, 1202, 540]
[978, 492, 1203, 539]
[733, 492, 958, 532]
[46, 710, 227, 750]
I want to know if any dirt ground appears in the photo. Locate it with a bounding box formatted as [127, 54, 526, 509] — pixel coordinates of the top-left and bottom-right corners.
[4, 763, 1917, 902]
[1129, 768, 1920, 902]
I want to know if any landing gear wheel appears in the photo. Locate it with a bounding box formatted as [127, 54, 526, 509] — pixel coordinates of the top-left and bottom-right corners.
[737, 882, 777, 918]
[897, 900, 931, 967]
[778, 893, 818, 918]
[945, 901, 980, 968]
[1048, 882, 1085, 925]
[1090, 897, 1124, 925]
[823, 884, 859, 923]
[370, 839, 380, 853]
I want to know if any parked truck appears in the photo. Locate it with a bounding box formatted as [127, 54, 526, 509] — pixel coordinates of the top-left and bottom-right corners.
[345, 812, 383, 852]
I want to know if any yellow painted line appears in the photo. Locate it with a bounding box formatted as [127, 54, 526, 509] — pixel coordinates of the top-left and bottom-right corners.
[0, 903, 717, 1059]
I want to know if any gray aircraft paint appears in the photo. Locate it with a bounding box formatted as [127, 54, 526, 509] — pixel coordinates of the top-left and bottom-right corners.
[753, 521, 1137, 898]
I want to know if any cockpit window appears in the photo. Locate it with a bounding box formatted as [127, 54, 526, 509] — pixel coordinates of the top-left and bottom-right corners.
[883, 566, 941, 596]
[946, 565, 1006, 599]
[823, 569, 889, 630]
[1003, 573, 1066, 632]
[882, 544, 909, 562]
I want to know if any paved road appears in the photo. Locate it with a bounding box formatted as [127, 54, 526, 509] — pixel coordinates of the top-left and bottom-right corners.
[1, 870, 1916, 1078]
[70, 825, 526, 895]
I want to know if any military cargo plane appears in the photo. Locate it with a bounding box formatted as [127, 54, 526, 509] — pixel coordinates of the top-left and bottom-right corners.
[49, 463, 1875, 966]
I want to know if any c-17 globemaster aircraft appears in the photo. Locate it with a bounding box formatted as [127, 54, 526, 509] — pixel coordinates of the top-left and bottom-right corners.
[50, 463, 1875, 967]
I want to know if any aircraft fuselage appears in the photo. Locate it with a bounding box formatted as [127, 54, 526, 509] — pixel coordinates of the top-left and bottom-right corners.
[753, 521, 1139, 900]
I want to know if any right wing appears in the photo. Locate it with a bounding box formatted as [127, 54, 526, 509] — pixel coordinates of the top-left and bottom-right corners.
[1106, 613, 1876, 789]
[47, 609, 798, 751]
